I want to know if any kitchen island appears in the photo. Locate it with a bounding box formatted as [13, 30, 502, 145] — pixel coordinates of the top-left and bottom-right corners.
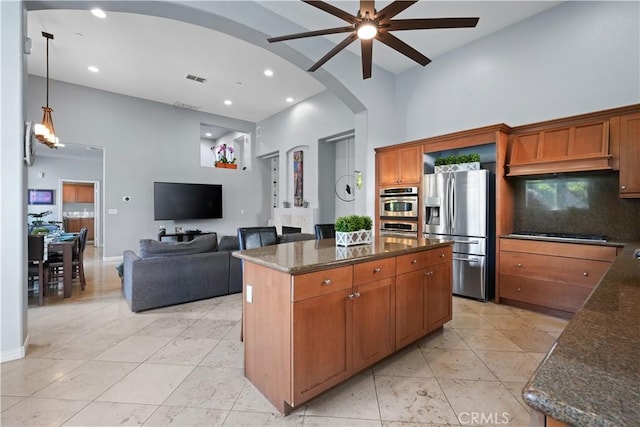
[522, 241, 640, 426]
[233, 236, 453, 414]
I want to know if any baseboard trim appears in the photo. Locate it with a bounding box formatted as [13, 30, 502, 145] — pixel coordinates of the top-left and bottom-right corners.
[102, 255, 123, 262]
[1, 335, 27, 363]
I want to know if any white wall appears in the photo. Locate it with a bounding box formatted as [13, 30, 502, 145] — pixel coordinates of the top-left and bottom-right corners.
[26, 76, 261, 258]
[397, 1, 640, 141]
[1, 0, 28, 362]
[257, 90, 355, 213]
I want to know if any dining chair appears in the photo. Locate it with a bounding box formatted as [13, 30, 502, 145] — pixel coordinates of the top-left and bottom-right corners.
[237, 226, 279, 250]
[315, 223, 336, 240]
[27, 234, 47, 305]
[47, 227, 89, 291]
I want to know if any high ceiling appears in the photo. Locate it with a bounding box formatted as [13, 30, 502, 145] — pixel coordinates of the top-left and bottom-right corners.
[27, 1, 561, 160]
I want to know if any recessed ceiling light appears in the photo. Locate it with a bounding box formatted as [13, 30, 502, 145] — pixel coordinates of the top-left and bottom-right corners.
[264, 69, 274, 77]
[286, 97, 294, 103]
[224, 100, 232, 106]
[205, 132, 212, 137]
[88, 66, 99, 73]
[91, 8, 107, 19]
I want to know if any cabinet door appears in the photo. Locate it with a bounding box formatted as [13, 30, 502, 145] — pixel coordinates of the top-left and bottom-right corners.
[395, 269, 426, 349]
[75, 185, 94, 203]
[292, 289, 352, 404]
[619, 112, 640, 197]
[377, 150, 399, 186]
[63, 185, 77, 203]
[398, 145, 423, 184]
[66, 218, 81, 233]
[426, 262, 452, 332]
[352, 277, 395, 371]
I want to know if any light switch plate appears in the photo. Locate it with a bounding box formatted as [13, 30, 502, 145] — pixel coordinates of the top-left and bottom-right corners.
[246, 285, 253, 303]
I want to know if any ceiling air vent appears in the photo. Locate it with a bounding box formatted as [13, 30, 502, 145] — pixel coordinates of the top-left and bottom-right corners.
[186, 74, 207, 83]
[173, 101, 201, 111]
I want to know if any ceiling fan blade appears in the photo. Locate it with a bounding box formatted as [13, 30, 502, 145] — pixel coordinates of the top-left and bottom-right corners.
[376, 31, 431, 66]
[387, 17, 479, 31]
[361, 38, 373, 79]
[303, 0, 358, 24]
[309, 32, 358, 72]
[268, 26, 354, 43]
[375, 0, 418, 22]
[359, 0, 375, 17]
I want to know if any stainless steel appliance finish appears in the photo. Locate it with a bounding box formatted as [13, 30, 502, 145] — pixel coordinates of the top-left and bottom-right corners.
[424, 169, 494, 300]
[380, 187, 419, 219]
[380, 220, 419, 238]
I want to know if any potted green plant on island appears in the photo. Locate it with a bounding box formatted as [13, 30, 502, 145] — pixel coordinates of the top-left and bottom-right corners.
[434, 153, 480, 173]
[335, 214, 373, 246]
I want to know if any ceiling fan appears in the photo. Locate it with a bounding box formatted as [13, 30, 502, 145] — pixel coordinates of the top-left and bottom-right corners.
[268, 0, 479, 79]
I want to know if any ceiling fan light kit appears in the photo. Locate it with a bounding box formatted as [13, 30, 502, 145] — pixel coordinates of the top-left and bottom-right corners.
[268, 0, 479, 79]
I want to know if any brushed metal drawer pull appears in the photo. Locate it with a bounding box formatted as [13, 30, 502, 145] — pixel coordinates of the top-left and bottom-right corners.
[517, 263, 523, 267]
[621, 185, 627, 190]
[322, 279, 332, 286]
[424, 271, 433, 276]
[373, 267, 381, 273]
[347, 293, 355, 299]
[354, 292, 361, 298]
[411, 259, 418, 264]
[583, 272, 589, 276]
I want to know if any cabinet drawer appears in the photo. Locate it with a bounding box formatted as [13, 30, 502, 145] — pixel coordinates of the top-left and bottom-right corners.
[354, 257, 396, 286]
[500, 274, 592, 313]
[500, 239, 617, 261]
[396, 251, 430, 275]
[293, 266, 353, 302]
[500, 252, 610, 288]
[427, 246, 452, 265]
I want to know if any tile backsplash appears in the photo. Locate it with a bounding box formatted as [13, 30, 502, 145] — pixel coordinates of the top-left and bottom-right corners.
[513, 172, 640, 241]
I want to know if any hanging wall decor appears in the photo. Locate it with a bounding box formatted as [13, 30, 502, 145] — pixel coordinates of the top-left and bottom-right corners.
[293, 150, 303, 207]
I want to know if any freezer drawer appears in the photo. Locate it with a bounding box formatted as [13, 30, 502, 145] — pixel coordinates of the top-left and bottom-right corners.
[452, 253, 487, 300]
[425, 234, 486, 256]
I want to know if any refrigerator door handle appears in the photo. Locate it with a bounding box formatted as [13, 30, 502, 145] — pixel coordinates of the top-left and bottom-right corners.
[453, 256, 480, 263]
[449, 176, 456, 232]
[453, 239, 480, 245]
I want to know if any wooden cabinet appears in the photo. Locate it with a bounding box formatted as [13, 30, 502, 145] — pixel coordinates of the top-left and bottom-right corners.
[395, 246, 452, 348]
[65, 217, 94, 241]
[507, 120, 612, 176]
[499, 239, 617, 313]
[377, 145, 423, 186]
[611, 112, 640, 198]
[242, 244, 453, 414]
[63, 183, 94, 203]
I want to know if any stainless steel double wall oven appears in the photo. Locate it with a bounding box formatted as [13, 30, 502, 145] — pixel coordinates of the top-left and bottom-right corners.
[379, 186, 419, 237]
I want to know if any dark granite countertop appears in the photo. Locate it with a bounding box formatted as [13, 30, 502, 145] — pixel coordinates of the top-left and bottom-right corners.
[501, 233, 625, 248]
[232, 236, 453, 274]
[522, 241, 640, 426]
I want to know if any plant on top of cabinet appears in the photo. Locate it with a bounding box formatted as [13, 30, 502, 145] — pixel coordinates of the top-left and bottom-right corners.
[434, 153, 480, 173]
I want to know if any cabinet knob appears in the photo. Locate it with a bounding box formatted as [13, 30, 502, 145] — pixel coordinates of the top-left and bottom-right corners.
[517, 287, 522, 292]
[440, 253, 445, 258]
[373, 267, 381, 273]
[411, 259, 418, 264]
[354, 292, 361, 298]
[425, 271, 433, 276]
[583, 272, 589, 277]
[347, 293, 355, 299]
[322, 279, 332, 286]
[517, 263, 523, 268]
[621, 185, 627, 190]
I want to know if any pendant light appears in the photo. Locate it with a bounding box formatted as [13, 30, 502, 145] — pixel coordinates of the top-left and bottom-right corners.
[34, 31, 59, 148]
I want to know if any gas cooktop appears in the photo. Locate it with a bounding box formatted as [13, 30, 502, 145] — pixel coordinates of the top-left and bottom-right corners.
[510, 231, 607, 242]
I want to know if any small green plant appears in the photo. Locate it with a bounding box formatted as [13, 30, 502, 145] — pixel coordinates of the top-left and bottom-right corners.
[434, 153, 480, 166]
[335, 215, 373, 232]
[31, 227, 50, 235]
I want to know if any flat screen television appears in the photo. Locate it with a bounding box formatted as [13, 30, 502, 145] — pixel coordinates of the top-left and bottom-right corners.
[154, 182, 222, 220]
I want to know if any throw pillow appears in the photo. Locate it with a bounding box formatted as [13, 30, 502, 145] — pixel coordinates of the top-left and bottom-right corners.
[139, 233, 218, 258]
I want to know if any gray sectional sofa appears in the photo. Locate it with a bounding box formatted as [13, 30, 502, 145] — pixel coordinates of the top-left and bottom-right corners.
[122, 233, 242, 312]
[122, 232, 315, 312]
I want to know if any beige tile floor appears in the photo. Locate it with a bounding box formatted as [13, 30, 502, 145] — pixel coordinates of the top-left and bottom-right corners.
[2, 246, 569, 426]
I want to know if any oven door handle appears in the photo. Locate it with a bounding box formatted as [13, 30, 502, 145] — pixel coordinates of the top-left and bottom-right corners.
[453, 256, 480, 263]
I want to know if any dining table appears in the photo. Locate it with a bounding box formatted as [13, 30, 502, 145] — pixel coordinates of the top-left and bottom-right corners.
[45, 233, 78, 298]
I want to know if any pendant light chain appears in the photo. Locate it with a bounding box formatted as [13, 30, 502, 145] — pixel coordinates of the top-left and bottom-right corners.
[35, 31, 58, 148]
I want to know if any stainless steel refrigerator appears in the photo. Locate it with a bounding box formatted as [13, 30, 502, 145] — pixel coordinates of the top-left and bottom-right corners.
[423, 169, 494, 300]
